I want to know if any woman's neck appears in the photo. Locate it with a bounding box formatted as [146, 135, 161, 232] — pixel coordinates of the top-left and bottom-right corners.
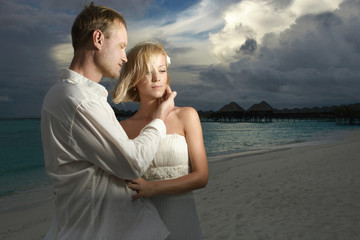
[133, 98, 159, 121]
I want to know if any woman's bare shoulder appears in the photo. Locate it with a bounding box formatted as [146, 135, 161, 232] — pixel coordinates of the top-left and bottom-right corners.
[172, 106, 199, 121]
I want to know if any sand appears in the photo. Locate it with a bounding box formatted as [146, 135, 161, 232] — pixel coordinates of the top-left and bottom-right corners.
[195, 130, 360, 240]
[1, 130, 360, 240]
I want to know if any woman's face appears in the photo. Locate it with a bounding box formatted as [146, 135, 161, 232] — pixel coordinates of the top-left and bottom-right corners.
[137, 54, 168, 101]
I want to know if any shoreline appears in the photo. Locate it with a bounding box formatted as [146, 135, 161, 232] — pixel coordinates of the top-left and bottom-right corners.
[0, 134, 337, 212]
[0, 187, 53, 212]
[1, 129, 360, 239]
[207, 127, 353, 163]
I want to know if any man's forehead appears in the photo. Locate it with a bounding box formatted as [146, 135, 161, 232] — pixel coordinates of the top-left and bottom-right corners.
[112, 19, 126, 31]
[109, 21, 127, 41]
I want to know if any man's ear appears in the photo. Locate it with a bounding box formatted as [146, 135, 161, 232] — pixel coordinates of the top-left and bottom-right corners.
[93, 29, 104, 50]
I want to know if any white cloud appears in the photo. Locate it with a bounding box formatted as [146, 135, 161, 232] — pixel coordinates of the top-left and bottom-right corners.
[50, 0, 227, 71]
[193, 0, 360, 110]
[210, 0, 344, 62]
[127, 0, 227, 66]
[289, 0, 343, 16]
[50, 41, 73, 70]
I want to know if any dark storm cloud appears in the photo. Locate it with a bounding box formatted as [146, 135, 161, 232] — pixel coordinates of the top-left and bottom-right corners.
[0, 0, 153, 117]
[172, 64, 209, 74]
[1, 0, 360, 116]
[0, 0, 183, 118]
[237, 38, 257, 56]
[0, 28, 61, 117]
[266, 0, 293, 10]
[0, 0, 74, 117]
[197, 0, 360, 110]
[273, 12, 358, 72]
[166, 47, 193, 57]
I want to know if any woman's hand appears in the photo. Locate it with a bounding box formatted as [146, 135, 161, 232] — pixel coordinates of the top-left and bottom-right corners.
[127, 177, 156, 200]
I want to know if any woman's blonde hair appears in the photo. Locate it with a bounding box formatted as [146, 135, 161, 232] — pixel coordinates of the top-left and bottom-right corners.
[112, 41, 171, 104]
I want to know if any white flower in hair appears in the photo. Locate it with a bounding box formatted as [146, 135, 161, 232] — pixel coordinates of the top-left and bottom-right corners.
[166, 55, 171, 65]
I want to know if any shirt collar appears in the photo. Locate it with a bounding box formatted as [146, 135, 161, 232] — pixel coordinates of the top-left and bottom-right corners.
[61, 69, 108, 98]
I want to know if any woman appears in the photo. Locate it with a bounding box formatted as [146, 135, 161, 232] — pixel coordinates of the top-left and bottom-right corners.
[112, 42, 208, 239]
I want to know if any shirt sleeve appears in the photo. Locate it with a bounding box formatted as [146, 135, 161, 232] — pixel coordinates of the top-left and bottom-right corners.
[71, 100, 166, 180]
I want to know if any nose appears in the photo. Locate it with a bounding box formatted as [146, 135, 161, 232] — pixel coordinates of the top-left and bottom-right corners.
[122, 53, 128, 63]
[151, 71, 160, 82]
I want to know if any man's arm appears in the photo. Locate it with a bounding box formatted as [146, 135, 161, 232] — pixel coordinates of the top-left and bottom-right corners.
[71, 88, 176, 179]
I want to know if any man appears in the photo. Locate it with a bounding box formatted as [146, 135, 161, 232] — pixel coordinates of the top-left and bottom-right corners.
[41, 2, 176, 239]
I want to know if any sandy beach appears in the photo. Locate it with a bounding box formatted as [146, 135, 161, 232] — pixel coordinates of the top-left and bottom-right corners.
[1, 130, 359, 240]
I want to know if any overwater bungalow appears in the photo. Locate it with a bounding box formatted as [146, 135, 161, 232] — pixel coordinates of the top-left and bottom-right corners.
[334, 103, 360, 125]
[246, 101, 274, 122]
[210, 102, 246, 122]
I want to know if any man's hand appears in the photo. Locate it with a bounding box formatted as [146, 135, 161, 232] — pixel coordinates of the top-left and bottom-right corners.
[153, 86, 177, 122]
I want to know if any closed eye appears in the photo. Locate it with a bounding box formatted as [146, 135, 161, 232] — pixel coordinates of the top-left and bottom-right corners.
[119, 43, 127, 49]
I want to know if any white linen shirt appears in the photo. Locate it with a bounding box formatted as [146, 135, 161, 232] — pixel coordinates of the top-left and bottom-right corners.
[41, 69, 169, 240]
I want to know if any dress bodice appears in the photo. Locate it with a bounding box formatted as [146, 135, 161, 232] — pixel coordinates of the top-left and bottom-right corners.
[143, 134, 190, 181]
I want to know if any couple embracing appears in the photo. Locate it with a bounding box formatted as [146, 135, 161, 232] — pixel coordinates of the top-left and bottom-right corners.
[41, 2, 208, 240]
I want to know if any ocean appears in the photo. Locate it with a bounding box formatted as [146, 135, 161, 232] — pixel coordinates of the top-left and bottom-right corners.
[202, 120, 358, 156]
[0, 118, 359, 205]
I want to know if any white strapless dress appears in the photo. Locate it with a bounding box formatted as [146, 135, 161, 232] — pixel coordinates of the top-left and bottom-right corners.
[143, 134, 202, 240]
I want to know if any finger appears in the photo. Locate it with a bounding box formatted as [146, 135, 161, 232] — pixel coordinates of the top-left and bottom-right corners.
[128, 178, 141, 184]
[128, 179, 139, 184]
[165, 85, 172, 94]
[163, 86, 172, 100]
[167, 90, 177, 100]
[131, 193, 143, 200]
[127, 183, 138, 191]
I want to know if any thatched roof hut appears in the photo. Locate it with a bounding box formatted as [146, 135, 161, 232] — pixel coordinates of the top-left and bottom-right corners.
[218, 102, 245, 112]
[245, 101, 274, 122]
[247, 101, 274, 112]
[211, 102, 245, 122]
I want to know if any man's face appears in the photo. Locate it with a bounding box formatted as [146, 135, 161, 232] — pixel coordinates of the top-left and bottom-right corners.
[96, 21, 128, 79]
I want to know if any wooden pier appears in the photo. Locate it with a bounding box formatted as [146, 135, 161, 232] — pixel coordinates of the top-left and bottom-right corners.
[199, 102, 360, 125]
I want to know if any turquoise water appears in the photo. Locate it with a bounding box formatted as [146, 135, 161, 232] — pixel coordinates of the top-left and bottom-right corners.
[202, 120, 359, 156]
[0, 119, 50, 197]
[0, 118, 359, 198]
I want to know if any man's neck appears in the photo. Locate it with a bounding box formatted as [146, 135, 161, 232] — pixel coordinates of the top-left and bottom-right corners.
[69, 52, 102, 83]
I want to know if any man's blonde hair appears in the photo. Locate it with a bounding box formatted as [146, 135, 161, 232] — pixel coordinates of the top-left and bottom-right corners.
[112, 42, 171, 104]
[71, 2, 127, 51]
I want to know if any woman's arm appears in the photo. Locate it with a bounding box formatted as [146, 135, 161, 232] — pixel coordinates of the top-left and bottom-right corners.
[127, 107, 208, 199]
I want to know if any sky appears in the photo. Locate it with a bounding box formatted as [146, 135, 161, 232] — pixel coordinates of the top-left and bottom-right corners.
[1, 0, 360, 118]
